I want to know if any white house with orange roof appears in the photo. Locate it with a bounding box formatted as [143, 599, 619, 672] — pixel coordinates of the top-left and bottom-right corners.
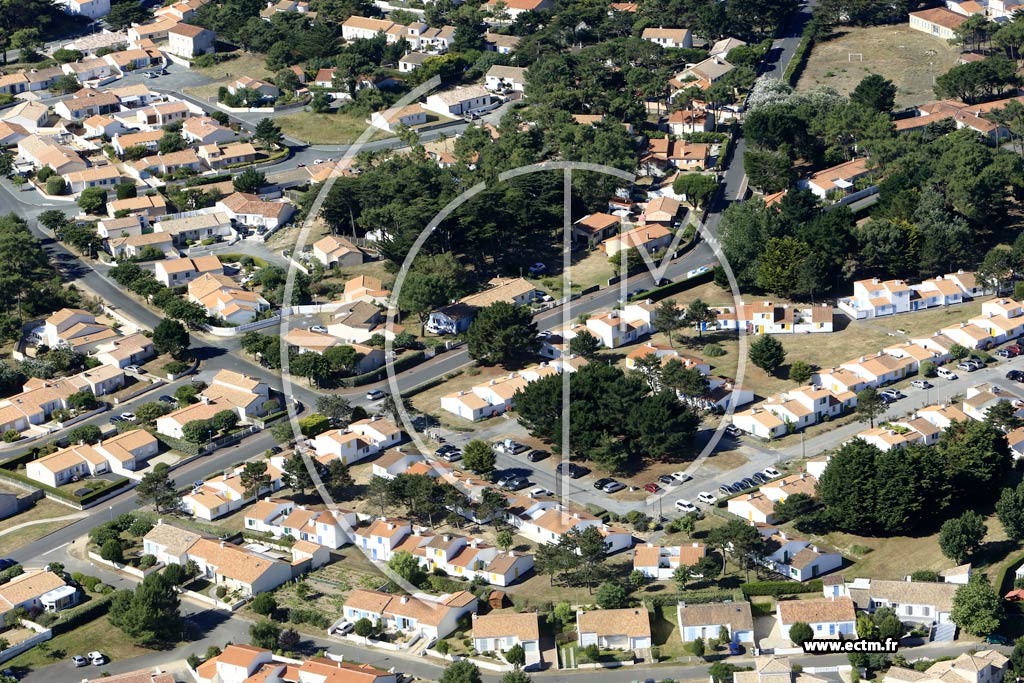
[0, 366, 124, 435]
[760, 529, 843, 582]
[441, 359, 584, 420]
[962, 383, 1024, 422]
[760, 473, 817, 503]
[732, 385, 855, 438]
[941, 322, 995, 350]
[62, 165, 122, 195]
[426, 277, 536, 335]
[243, 498, 294, 534]
[195, 647, 397, 683]
[855, 422, 937, 452]
[838, 277, 913, 319]
[154, 254, 223, 287]
[711, 302, 834, 335]
[799, 157, 871, 199]
[882, 341, 949, 371]
[187, 273, 270, 325]
[572, 212, 621, 249]
[916, 403, 971, 430]
[43, 308, 119, 352]
[731, 406, 787, 440]
[912, 332, 960, 357]
[577, 607, 652, 652]
[186, 537, 292, 595]
[969, 297, 1024, 343]
[342, 588, 479, 641]
[512, 503, 632, 553]
[354, 518, 419, 561]
[840, 352, 915, 387]
[625, 343, 710, 374]
[586, 301, 657, 348]
[633, 542, 705, 580]
[728, 491, 780, 524]
[914, 276, 966, 308]
[25, 429, 158, 486]
[181, 460, 284, 520]
[416, 533, 533, 585]
[245, 499, 359, 549]
[182, 116, 236, 145]
[641, 26, 692, 48]
[472, 612, 541, 666]
[483, 0, 553, 19]
[945, 270, 990, 297]
[343, 275, 391, 304]
[156, 369, 271, 439]
[94, 333, 155, 369]
[311, 417, 403, 466]
[601, 224, 672, 258]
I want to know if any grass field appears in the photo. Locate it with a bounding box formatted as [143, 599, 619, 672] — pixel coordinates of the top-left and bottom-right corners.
[797, 26, 960, 109]
[183, 51, 274, 101]
[0, 500, 82, 555]
[5, 616, 153, 672]
[275, 112, 390, 145]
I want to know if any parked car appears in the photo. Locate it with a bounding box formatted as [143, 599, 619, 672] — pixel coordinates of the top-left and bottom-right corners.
[880, 389, 904, 401]
[762, 467, 781, 479]
[751, 472, 769, 484]
[310, 325, 328, 334]
[556, 462, 584, 478]
[366, 389, 387, 400]
[725, 424, 742, 437]
[594, 478, 614, 491]
[658, 474, 676, 487]
[269, 446, 282, 455]
[144, 71, 157, 78]
[718, 484, 735, 495]
[528, 263, 547, 276]
[504, 476, 531, 491]
[956, 361, 976, 372]
[697, 491, 717, 505]
[675, 499, 698, 513]
[109, 415, 125, 423]
[731, 480, 747, 492]
[158, 395, 176, 404]
[526, 449, 549, 462]
[1008, 369, 1024, 382]
[601, 479, 626, 493]
[124, 365, 141, 374]
[88, 652, 106, 666]
[985, 633, 1011, 645]
[119, 412, 136, 421]
[967, 358, 985, 369]
[496, 473, 517, 487]
[671, 471, 692, 484]
[0, 559, 16, 571]
[72, 655, 88, 667]
[440, 450, 462, 462]
[997, 347, 1019, 358]
[530, 487, 554, 497]
[937, 367, 958, 380]
[494, 440, 528, 454]
[910, 380, 932, 389]
[741, 477, 758, 489]
[331, 620, 354, 635]
[192, 480, 204, 489]
[643, 482, 660, 493]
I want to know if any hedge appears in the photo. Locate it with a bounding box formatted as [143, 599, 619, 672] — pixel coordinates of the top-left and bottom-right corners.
[645, 588, 745, 607]
[1, 449, 48, 469]
[0, 467, 129, 506]
[996, 553, 1024, 597]
[741, 579, 823, 597]
[340, 351, 426, 387]
[784, 28, 815, 87]
[152, 431, 202, 456]
[51, 593, 115, 636]
[632, 267, 715, 303]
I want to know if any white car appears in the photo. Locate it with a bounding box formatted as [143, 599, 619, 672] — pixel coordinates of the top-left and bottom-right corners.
[675, 499, 698, 513]
[309, 325, 328, 333]
[88, 652, 106, 666]
[530, 487, 554, 497]
[332, 620, 354, 635]
[671, 471, 692, 484]
[366, 389, 387, 401]
[696, 491, 717, 505]
[119, 412, 136, 421]
[762, 467, 781, 479]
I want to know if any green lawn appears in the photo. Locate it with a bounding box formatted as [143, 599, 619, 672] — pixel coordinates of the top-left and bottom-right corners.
[275, 112, 390, 145]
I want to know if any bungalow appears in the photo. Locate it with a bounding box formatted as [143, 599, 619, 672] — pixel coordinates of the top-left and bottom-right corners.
[710, 37, 746, 57]
[962, 383, 1024, 422]
[777, 597, 856, 642]
[572, 212, 621, 249]
[134, 102, 191, 128]
[423, 85, 492, 117]
[187, 273, 269, 325]
[885, 652, 1009, 683]
[354, 518, 416, 562]
[195, 649, 397, 683]
[417, 533, 534, 585]
[327, 301, 389, 344]
[182, 116, 236, 145]
[576, 607, 652, 652]
[216, 192, 294, 229]
[760, 529, 843, 582]
[0, 73, 29, 97]
[711, 302, 834, 335]
[484, 31, 521, 53]
[511, 503, 632, 553]
[369, 103, 429, 133]
[633, 542, 705, 580]
[668, 108, 714, 135]
[399, 52, 430, 72]
[127, 18, 179, 43]
[343, 274, 391, 304]
[427, 277, 536, 335]
[112, 130, 165, 156]
[244, 501, 358, 549]
[601, 224, 673, 258]
[313, 234, 365, 268]
[0, 122, 29, 146]
[941, 322, 994, 349]
[1, 101, 49, 132]
[485, 65, 528, 92]
[727, 491, 779, 524]
[848, 577, 958, 624]
[813, 368, 869, 396]
[26, 429, 158, 486]
[916, 403, 971, 431]
[856, 421, 937, 452]
[482, 0, 554, 20]
[0, 570, 78, 619]
[82, 115, 124, 139]
[341, 16, 395, 41]
[838, 277, 913, 319]
[153, 212, 234, 244]
[154, 254, 224, 287]
[107, 194, 166, 219]
[187, 537, 292, 596]
[642, 26, 692, 49]
[23, 67, 65, 94]
[106, 231, 175, 259]
[54, 88, 120, 120]
[94, 333, 156, 369]
[128, 149, 203, 179]
[472, 612, 541, 667]
[909, 7, 966, 40]
[228, 76, 280, 101]
[342, 588, 478, 640]
[181, 462, 284, 520]
[61, 58, 115, 83]
[43, 308, 116, 351]
[156, 369, 271, 439]
[641, 196, 682, 225]
[839, 352, 915, 387]
[0, 365, 125, 434]
[166, 23, 216, 58]
[17, 135, 87, 175]
[800, 158, 871, 199]
[311, 417, 403, 466]
[676, 601, 754, 644]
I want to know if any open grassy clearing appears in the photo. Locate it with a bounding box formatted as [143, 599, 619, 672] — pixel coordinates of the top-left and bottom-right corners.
[796, 25, 960, 109]
[4, 616, 153, 672]
[0, 521, 75, 556]
[0, 499, 78, 533]
[275, 112, 391, 145]
[184, 51, 274, 101]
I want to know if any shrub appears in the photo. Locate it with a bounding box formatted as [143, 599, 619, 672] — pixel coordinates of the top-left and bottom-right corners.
[45, 176, 67, 196]
[215, 586, 228, 599]
[703, 343, 726, 357]
[138, 554, 156, 569]
[251, 592, 277, 616]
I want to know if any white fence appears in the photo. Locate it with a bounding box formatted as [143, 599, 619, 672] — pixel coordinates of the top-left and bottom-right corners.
[0, 620, 52, 664]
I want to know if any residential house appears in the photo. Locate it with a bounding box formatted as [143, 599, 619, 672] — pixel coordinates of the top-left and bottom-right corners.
[61, 58, 115, 83]
[195, 649, 397, 683]
[311, 417, 403, 466]
[313, 234, 365, 268]
[26, 429, 158, 486]
[472, 612, 541, 667]
[228, 76, 280, 101]
[426, 277, 536, 335]
[510, 502, 632, 553]
[667, 108, 714, 135]
[244, 500, 358, 549]
[43, 308, 117, 351]
[82, 115, 124, 139]
[711, 302, 834, 335]
[916, 403, 971, 431]
[54, 88, 120, 120]
[99, 214, 148, 240]
[0, 122, 29, 146]
[134, 101, 191, 127]
[710, 37, 746, 57]
[399, 52, 430, 72]
[94, 333, 156, 369]
[423, 85, 492, 117]
[166, 23, 216, 58]
[327, 301, 390, 344]
[485, 65, 527, 92]
[341, 16, 395, 41]
[343, 275, 390, 304]
[848, 577, 959, 624]
[106, 195, 168, 219]
[181, 461, 284, 520]
[482, 0, 553, 20]
[760, 530, 843, 582]
[156, 369, 272, 439]
[342, 589, 478, 640]
[727, 491, 780, 524]
[576, 607, 652, 652]
[182, 117, 236, 145]
[0, 74, 29, 97]
[216, 192, 294, 229]
[777, 597, 856, 642]
[484, 31, 520, 53]
[128, 149, 203, 179]
[885, 652, 1009, 683]
[641, 196, 682, 225]
[641, 27, 692, 48]
[369, 103, 429, 132]
[0, 366, 124, 435]
[601, 224, 673, 258]
[106, 232, 175, 259]
[633, 542, 705, 580]
[676, 601, 754, 644]
[585, 301, 657, 348]
[154, 254, 223, 287]
[187, 537, 292, 596]
[143, 522, 203, 565]
[941, 322, 994, 349]
[839, 352, 915, 387]
[962, 383, 1024, 422]
[17, 136, 87, 175]
[572, 212, 621, 249]
[856, 419, 940, 451]
[1, 101, 49, 132]
[0, 570, 78, 619]
[800, 158, 871, 199]
[112, 130, 164, 156]
[187, 273, 270, 324]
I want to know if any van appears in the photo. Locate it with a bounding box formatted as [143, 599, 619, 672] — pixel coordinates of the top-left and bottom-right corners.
[937, 367, 958, 380]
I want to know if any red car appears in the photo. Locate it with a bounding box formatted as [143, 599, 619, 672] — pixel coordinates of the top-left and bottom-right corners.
[643, 482, 660, 493]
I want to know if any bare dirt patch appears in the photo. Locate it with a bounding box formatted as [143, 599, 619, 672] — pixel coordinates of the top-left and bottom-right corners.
[797, 26, 961, 109]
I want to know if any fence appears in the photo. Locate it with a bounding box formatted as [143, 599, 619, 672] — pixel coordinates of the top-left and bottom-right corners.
[0, 621, 52, 664]
[87, 551, 163, 580]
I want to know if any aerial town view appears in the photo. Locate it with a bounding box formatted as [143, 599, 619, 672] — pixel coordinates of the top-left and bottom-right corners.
[6, 0, 1024, 681]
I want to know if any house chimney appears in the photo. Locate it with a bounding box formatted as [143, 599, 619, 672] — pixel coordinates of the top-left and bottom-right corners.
[401, 596, 409, 604]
